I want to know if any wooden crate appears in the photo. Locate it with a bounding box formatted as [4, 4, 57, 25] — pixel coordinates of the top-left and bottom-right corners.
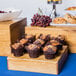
[0, 18, 26, 56]
[7, 46, 68, 75]
[25, 26, 76, 53]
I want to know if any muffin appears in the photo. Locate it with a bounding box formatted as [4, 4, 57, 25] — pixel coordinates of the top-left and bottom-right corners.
[64, 13, 76, 24]
[11, 43, 24, 57]
[45, 37, 57, 46]
[56, 35, 66, 45]
[20, 38, 28, 46]
[25, 44, 40, 58]
[46, 34, 51, 42]
[43, 45, 57, 59]
[50, 39, 62, 50]
[33, 39, 45, 47]
[38, 34, 50, 42]
[45, 41, 51, 46]
[25, 34, 36, 43]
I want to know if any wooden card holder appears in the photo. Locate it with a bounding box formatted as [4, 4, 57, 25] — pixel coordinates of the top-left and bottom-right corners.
[7, 46, 68, 75]
[0, 18, 26, 56]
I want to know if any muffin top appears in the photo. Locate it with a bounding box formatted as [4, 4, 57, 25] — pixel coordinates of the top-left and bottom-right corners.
[57, 35, 65, 41]
[50, 40, 60, 46]
[38, 34, 46, 40]
[43, 45, 57, 54]
[28, 44, 40, 50]
[38, 34, 50, 42]
[34, 39, 44, 45]
[20, 38, 28, 45]
[12, 43, 23, 50]
[51, 37, 56, 40]
[25, 34, 35, 39]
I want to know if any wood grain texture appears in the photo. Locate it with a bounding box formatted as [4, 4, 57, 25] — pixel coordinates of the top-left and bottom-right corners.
[25, 26, 76, 53]
[7, 46, 68, 75]
[0, 18, 27, 56]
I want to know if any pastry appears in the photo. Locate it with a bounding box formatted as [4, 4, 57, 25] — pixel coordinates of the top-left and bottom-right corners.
[38, 34, 50, 42]
[56, 35, 67, 45]
[45, 36, 65, 50]
[66, 7, 76, 11]
[11, 43, 24, 57]
[20, 38, 28, 46]
[25, 34, 36, 43]
[33, 39, 45, 47]
[64, 13, 76, 24]
[53, 17, 67, 24]
[50, 39, 62, 50]
[25, 44, 40, 58]
[43, 45, 57, 59]
[74, 16, 76, 18]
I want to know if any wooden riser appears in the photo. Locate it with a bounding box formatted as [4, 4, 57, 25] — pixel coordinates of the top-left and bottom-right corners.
[7, 46, 68, 75]
[25, 26, 76, 53]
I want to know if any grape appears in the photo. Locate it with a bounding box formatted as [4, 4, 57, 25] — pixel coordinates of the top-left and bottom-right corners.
[31, 13, 52, 27]
[0, 11, 7, 13]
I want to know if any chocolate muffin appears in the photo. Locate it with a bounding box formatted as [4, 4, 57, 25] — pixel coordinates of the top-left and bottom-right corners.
[25, 34, 36, 43]
[50, 40, 62, 50]
[45, 41, 51, 46]
[51, 37, 56, 40]
[33, 39, 45, 47]
[25, 44, 40, 58]
[56, 35, 67, 45]
[38, 34, 50, 42]
[43, 45, 57, 59]
[20, 38, 28, 46]
[11, 43, 24, 57]
[46, 34, 51, 42]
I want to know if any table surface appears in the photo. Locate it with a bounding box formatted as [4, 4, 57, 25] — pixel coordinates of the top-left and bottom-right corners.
[0, 54, 76, 76]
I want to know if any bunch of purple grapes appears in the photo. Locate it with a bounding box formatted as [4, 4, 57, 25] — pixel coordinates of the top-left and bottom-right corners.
[31, 13, 52, 27]
[0, 11, 6, 13]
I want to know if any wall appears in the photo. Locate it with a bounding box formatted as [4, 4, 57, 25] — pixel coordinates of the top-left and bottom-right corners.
[0, 0, 76, 25]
